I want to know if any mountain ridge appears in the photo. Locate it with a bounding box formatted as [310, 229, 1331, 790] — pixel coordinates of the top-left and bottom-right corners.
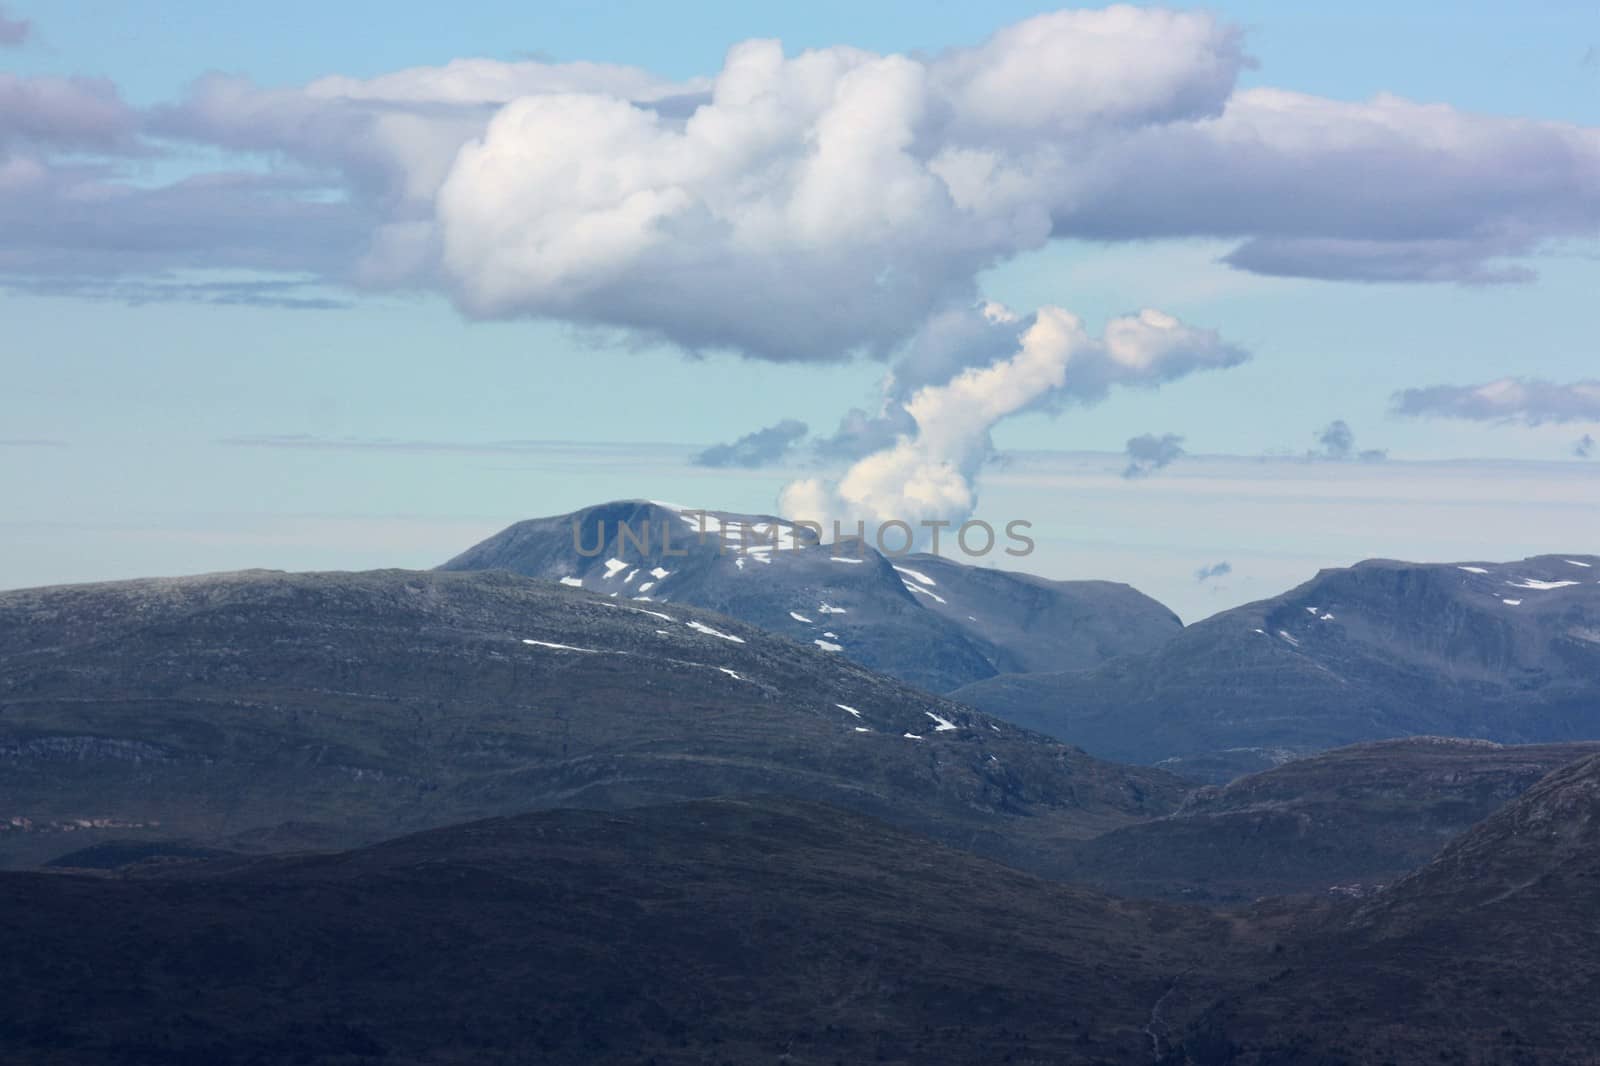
[439, 499, 1182, 691]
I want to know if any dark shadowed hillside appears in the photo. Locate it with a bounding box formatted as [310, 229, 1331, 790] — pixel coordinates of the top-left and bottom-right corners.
[1062, 737, 1600, 901]
[1172, 752, 1600, 1064]
[0, 797, 1254, 1066]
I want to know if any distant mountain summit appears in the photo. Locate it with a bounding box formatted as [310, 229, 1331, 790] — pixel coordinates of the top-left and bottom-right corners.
[439, 499, 1180, 692]
[955, 554, 1600, 767]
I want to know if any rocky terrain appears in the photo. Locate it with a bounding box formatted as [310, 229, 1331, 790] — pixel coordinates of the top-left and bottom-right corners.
[956, 555, 1600, 767]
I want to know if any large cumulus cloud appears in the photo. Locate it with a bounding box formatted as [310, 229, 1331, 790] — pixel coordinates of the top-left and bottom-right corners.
[2, 6, 1596, 344]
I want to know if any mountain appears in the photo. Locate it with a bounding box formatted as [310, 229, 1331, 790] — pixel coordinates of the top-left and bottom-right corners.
[438, 499, 1181, 692]
[1061, 736, 1600, 902]
[0, 567, 1184, 871]
[1173, 752, 1600, 1063]
[955, 554, 1600, 768]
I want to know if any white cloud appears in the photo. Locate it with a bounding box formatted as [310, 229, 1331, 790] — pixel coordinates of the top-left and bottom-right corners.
[780, 304, 1245, 533]
[930, 6, 1244, 139]
[418, 13, 1600, 358]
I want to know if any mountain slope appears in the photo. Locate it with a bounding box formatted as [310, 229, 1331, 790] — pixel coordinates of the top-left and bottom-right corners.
[438, 500, 1180, 691]
[1063, 737, 1600, 901]
[955, 555, 1600, 766]
[892, 551, 1182, 674]
[0, 797, 1248, 1066]
[0, 567, 1184, 871]
[1174, 752, 1600, 1063]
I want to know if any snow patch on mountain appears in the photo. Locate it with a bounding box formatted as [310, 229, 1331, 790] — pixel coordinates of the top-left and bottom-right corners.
[522, 638, 595, 653]
[688, 620, 746, 643]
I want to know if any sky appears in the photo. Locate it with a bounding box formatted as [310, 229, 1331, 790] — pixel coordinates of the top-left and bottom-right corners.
[2, 1, 1598, 620]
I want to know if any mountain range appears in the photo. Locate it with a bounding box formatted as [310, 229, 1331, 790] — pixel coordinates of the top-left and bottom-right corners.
[956, 554, 1600, 768]
[8, 521, 1600, 1061]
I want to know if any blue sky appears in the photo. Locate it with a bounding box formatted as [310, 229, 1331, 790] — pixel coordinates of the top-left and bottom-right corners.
[2, 2, 1597, 617]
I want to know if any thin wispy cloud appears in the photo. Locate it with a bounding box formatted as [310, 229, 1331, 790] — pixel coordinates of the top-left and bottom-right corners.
[1576, 434, 1596, 459]
[218, 435, 612, 455]
[1, 275, 348, 310]
[1394, 378, 1600, 426]
[0, 438, 68, 448]
[1195, 561, 1232, 583]
[692, 420, 808, 469]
